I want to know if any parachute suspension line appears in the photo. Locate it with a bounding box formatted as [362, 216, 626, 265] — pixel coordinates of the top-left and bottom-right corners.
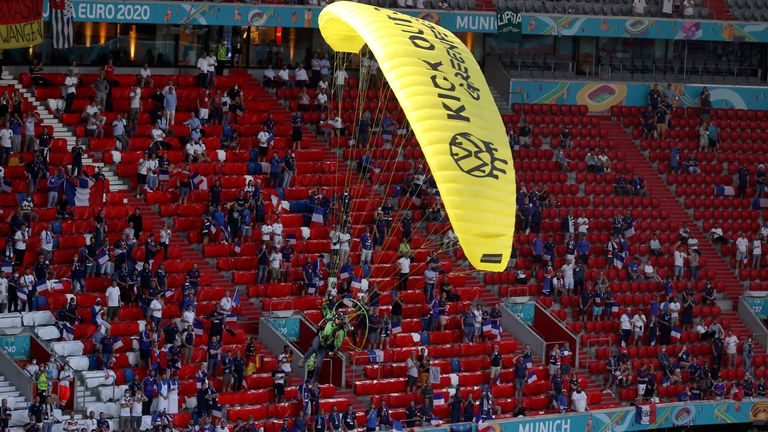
[328, 50, 353, 241]
[370, 128, 417, 270]
[344, 78, 395, 216]
[339, 50, 380, 210]
[348, 48, 372, 159]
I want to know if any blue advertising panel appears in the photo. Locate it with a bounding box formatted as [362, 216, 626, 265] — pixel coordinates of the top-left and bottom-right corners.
[40, 0, 493, 33]
[490, 401, 754, 432]
[510, 80, 768, 112]
[506, 303, 534, 324]
[521, 16, 768, 42]
[0, 336, 30, 360]
[744, 297, 768, 318]
[266, 317, 300, 341]
[39, 0, 768, 41]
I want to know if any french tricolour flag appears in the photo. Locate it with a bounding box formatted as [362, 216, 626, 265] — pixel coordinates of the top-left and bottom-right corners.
[193, 319, 204, 335]
[35, 279, 49, 292]
[714, 185, 735, 196]
[478, 422, 495, 432]
[62, 322, 75, 341]
[97, 251, 110, 265]
[1, 262, 12, 273]
[350, 277, 362, 290]
[226, 312, 237, 323]
[286, 233, 297, 244]
[366, 349, 384, 363]
[391, 321, 402, 334]
[311, 207, 324, 225]
[17, 288, 27, 302]
[527, 370, 538, 384]
[159, 168, 170, 181]
[211, 403, 222, 419]
[64, 177, 95, 207]
[752, 199, 768, 210]
[191, 172, 208, 190]
[433, 393, 445, 406]
[670, 326, 682, 342]
[614, 252, 626, 269]
[634, 403, 657, 425]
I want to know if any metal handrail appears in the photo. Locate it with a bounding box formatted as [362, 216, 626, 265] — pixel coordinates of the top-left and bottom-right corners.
[505, 285, 532, 304]
[268, 298, 295, 316]
[586, 336, 613, 382]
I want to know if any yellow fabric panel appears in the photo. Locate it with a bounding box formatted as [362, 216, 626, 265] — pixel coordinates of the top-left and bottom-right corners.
[318, 1, 516, 271]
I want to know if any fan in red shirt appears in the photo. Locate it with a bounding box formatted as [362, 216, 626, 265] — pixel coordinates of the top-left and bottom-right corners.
[102, 59, 116, 82]
[198, 89, 211, 125]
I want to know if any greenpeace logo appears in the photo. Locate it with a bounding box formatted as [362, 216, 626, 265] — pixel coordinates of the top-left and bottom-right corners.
[449, 132, 508, 179]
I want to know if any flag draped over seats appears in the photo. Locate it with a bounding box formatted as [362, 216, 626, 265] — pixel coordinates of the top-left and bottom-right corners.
[64, 177, 103, 207]
[634, 403, 657, 425]
[714, 185, 735, 196]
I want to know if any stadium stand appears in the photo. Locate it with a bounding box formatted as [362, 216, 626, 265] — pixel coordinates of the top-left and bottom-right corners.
[0, 30, 765, 432]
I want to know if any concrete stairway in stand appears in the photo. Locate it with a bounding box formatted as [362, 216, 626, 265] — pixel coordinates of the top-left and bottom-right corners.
[0, 70, 130, 191]
[604, 119, 759, 350]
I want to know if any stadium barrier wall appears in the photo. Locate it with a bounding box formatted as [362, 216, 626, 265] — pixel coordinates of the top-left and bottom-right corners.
[36, 0, 768, 41]
[509, 80, 768, 113]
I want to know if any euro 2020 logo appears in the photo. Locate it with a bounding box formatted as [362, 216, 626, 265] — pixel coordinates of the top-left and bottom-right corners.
[449, 132, 508, 179]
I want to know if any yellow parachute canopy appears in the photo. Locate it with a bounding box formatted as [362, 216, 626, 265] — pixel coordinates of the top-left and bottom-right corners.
[318, 2, 516, 271]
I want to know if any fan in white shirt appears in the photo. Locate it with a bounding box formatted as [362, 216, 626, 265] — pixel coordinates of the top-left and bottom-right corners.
[633, 0, 647, 15]
[40, 227, 55, 256]
[219, 294, 233, 313]
[334, 70, 348, 88]
[571, 387, 588, 412]
[261, 223, 273, 242]
[258, 129, 272, 147]
[278, 67, 290, 82]
[129, 88, 141, 110]
[196, 56, 209, 74]
[316, 91, 328, 107]
[271, 221, 284, 247]
[632, 312, 646, 342]
[151, 126, 165, 142]
[295, 66, 309, 85]
[576, 215, 589, 236]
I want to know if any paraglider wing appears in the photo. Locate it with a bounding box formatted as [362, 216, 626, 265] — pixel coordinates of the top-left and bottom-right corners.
[318, 2, 516, 271]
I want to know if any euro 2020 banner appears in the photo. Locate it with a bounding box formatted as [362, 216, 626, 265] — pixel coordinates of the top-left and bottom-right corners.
[0, 0, 44, 48]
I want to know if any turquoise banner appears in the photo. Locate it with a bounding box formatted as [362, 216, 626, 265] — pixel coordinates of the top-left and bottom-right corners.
[506, 303, 534, 324]
[38, 0, 768, 41]
[510, 80, 768, 112]
[745, 297, 768, 318]
[0, 336, 30, 360]
[39, 0, 493, 33]
[267, 317, 300, 341]
[493, 401, 754, 432]
[521, 16, 768, 42]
